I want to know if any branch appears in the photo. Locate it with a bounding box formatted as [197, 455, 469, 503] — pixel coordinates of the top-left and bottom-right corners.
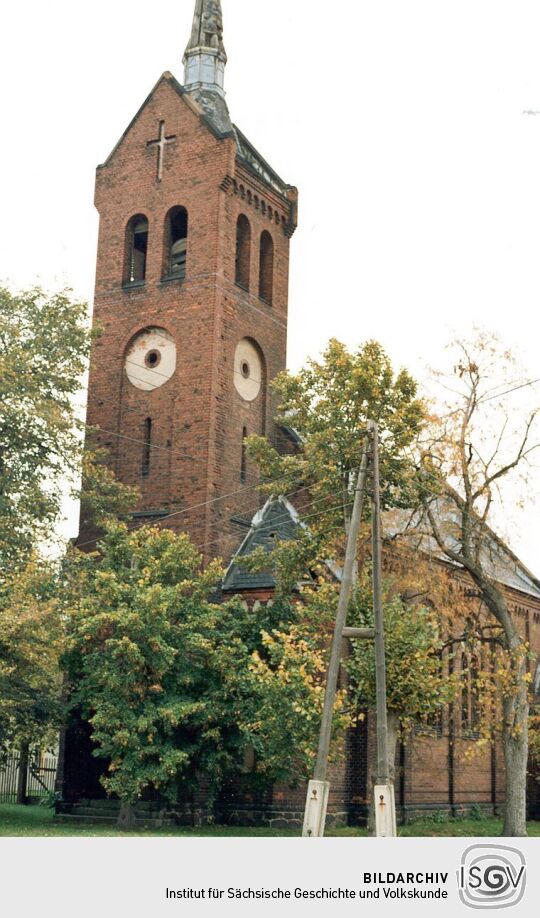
[424, 500, 463, 567]
[472, 410, 539, 500]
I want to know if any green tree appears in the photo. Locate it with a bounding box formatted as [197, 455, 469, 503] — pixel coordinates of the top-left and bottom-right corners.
[0, 285, 91, 567]
[241, 338, 461, 819]
[344, 578, 453, 778]
[0, 558, 64, 763]
[78, 447, 140, 531]
[293, 572, 454, 781]
[247, 339, 425, 559]
[241, 614, 351, 785]
[64, 524, 338, 824]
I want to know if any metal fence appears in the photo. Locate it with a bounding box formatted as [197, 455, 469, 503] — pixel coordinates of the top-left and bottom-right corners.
[0, 750, 58, 804]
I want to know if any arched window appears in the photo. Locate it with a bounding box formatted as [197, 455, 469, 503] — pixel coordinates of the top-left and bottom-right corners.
[125, 215, 149, 284]
[142, 418, 152, 477]
[235, 214, 251, 290]
[258, 231, 274, 304]
[165, 206, 188, 279]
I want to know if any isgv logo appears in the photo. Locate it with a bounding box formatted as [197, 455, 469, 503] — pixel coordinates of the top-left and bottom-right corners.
[458, 845, 526, 910]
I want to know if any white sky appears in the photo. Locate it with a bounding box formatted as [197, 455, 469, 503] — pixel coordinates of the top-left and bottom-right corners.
[1, 0, 540, 572]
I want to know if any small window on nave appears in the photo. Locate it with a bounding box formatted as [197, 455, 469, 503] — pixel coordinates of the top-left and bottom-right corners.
[235, 214, 251, 290]
[165, 207, 188, 279]
[259, 230, 274, 304]
[125, 215, 149, 284]
[461, 652, 480, 733]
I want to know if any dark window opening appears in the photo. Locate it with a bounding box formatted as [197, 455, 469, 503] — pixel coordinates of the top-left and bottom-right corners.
[241, 360, 250, 378]
[470, 654, 480, 729]
[461, 652, 480, 732]
[461, 653, 469, 730]
[142, 418, 152, 478]
[427, 648, 444, 731]
[145, 349, 161, 369]
[125, 215, 149, 284]
[259, 231, 274, 304]
[166, 207, 188, 279]
[240, 426, 247, 483]
[235, 214, 251, 290]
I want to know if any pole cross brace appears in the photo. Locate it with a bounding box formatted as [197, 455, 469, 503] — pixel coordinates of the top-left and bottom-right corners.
[342, 627, 375, 640]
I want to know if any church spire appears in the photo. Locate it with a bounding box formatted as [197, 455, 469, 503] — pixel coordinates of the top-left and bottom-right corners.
[183, 0, 228, 98]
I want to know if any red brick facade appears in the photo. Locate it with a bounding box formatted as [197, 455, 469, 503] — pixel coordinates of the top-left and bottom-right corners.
[213, 582, 540, 827]
[62, 31, 540, 828]
[80, 71, 297, 563]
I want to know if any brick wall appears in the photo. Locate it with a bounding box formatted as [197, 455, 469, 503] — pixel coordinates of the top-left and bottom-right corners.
[80, 72, 297, 565]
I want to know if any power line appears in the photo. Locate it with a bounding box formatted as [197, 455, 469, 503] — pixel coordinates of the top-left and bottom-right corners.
[159, 487, 340, 560]
[438, 376, 540, 422]
[124, 357, 265, 388]
[53, 487, 352, 577]
[33, 481, 344, 578]
[73, 459, 353, 554]
[480, 376, 540, 403]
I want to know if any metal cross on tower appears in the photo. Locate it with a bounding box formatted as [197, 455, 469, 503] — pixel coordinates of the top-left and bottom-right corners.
[146, 120, 177, 182]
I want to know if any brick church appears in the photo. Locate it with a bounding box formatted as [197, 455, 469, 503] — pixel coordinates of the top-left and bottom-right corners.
[56, 0, 540, 827]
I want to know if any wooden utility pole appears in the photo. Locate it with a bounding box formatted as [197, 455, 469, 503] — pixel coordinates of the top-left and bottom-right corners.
[302, 421, 396, 838]
[369, 420, 389, 783]
[368, 420, 396, 836]
[302, 435, 370, 837]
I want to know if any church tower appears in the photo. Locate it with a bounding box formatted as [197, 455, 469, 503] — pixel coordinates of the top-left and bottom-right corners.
[82, 0, 298, 562]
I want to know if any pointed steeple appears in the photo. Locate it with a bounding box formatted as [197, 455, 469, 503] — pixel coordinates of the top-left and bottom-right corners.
[183, 0, 228, 98]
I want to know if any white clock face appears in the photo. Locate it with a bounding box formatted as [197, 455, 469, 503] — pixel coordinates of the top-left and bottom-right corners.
[125, 328, 176, 391]
[234, 338, 263, 401]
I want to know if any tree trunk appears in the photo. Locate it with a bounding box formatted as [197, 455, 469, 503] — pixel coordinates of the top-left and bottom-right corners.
[453, 566, 529, 837]
[502, 674, 529, 837]
[367, 709, 399, 834]
[117, 803, 137, 830]
[16, 742, 30, 805]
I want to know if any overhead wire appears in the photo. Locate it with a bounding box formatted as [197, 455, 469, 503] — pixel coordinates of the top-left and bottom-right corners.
[72, 462, 353, 553]
[61, 370, 540, 555]
[35, 478, 350, 581]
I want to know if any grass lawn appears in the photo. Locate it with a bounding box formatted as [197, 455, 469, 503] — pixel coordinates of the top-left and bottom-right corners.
[0, 805, 539, 837]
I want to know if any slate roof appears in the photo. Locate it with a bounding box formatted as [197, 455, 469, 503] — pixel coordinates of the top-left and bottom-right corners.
[385, 500, 540, 601]
[233, 127, 291, 197]
[222, 496, 302, 592]
[223, 495, 540, 602]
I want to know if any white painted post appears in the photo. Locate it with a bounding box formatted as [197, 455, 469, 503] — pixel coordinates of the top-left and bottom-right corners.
[374, 784, 397, 837]
[302, 780, 330, 838]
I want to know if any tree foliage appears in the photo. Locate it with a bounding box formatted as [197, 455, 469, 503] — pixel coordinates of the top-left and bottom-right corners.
[407, 331, 539, 836]
[0, 286, 91, 566]
[247, 339, 425, 557]
[78, 447, 140, 532]
[64, 524, 341, 805]
[242, 618, 350, 784]
[0, 558, 64, 760]
[344, 578, 452, 730]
